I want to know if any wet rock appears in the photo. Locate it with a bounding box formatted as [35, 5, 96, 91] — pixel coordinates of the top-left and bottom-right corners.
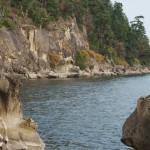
[67, 73, 79, 78]
[121, 96, 150, 150]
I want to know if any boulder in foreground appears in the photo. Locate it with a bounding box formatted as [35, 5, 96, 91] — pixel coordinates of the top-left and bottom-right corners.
[121, 95, 150, 150]
[0, 74, 45, 150]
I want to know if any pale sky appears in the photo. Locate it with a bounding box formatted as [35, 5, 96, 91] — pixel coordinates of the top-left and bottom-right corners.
[111, 0, 150, 39]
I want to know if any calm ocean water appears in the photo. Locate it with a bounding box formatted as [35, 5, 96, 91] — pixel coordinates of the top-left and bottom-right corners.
[20, 75, 150, 150]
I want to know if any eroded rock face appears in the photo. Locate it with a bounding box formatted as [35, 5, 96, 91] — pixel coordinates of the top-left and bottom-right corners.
[0, 17, 89, 78]
[0, 75, 22, 117]
[0, 75, 45, 150]
[121, 96, 150, 150]
[1, 18, 150, 79]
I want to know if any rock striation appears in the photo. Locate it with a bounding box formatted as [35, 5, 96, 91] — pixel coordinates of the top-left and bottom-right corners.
[0, 74, 45, 149]
[0, 17, 89, 79]
[0, 17, 150, 79]
[121, 96, 150, 150]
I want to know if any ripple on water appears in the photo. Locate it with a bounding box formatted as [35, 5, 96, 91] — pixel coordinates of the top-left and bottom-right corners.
[20, 75, 150, 150]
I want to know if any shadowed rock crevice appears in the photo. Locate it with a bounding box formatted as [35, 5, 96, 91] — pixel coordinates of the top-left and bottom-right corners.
[0, 74, 45, 150]
[122, 96, 150, 150]
[0, 76, 22, 117]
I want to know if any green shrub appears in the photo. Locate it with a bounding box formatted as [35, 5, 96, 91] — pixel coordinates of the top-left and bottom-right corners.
[75, 50, 87, 70]
[28, 3, 50, 27]
[0, 1, 16, 30]
[0, 19, 16, 30]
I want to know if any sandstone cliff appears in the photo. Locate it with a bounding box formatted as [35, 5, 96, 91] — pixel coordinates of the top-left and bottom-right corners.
[0, 17, 90, 78]
[0, 74, 45, 149]
[0, 17, 150, 79]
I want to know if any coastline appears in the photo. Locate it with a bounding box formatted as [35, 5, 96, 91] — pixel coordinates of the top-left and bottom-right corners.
[18, 64, 150, 79]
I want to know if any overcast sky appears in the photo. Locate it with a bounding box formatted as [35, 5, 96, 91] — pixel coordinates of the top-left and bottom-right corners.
[111, 0, 150, 39]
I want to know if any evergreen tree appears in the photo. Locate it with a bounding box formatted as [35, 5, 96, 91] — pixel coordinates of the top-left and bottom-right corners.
[0, 0, 150, 66]
[88, 0, 114, 54]
[126, 16, 150, 65]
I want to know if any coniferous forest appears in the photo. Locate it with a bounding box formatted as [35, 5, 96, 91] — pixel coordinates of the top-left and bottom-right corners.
[0, 0, 150, 66]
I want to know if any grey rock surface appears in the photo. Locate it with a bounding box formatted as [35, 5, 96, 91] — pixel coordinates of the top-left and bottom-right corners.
[121, 96, 150, 150]
[0, 17, 89, 78]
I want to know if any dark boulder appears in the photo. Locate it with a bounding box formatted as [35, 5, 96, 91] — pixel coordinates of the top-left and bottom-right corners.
[121, 96, 150, 150]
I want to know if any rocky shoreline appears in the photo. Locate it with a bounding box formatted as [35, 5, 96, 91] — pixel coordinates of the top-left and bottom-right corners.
[25, 64, 150, 79]
[0, 75, 45, 149]
[1, 18, 150, 81]
[0, 17, 150, 81]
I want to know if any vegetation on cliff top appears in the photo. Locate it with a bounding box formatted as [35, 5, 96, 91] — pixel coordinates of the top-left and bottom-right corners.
[0, 0, 150, 67]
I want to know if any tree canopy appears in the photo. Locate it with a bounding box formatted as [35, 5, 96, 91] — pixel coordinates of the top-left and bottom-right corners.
[0, 0, 150, 66]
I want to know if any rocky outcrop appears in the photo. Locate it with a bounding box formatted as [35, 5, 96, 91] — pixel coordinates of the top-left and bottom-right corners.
[0, 17, 150, 79]
[0, 74, 44, 149]
[121, 96, 150, 150]
[0, 17, 89, 78]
